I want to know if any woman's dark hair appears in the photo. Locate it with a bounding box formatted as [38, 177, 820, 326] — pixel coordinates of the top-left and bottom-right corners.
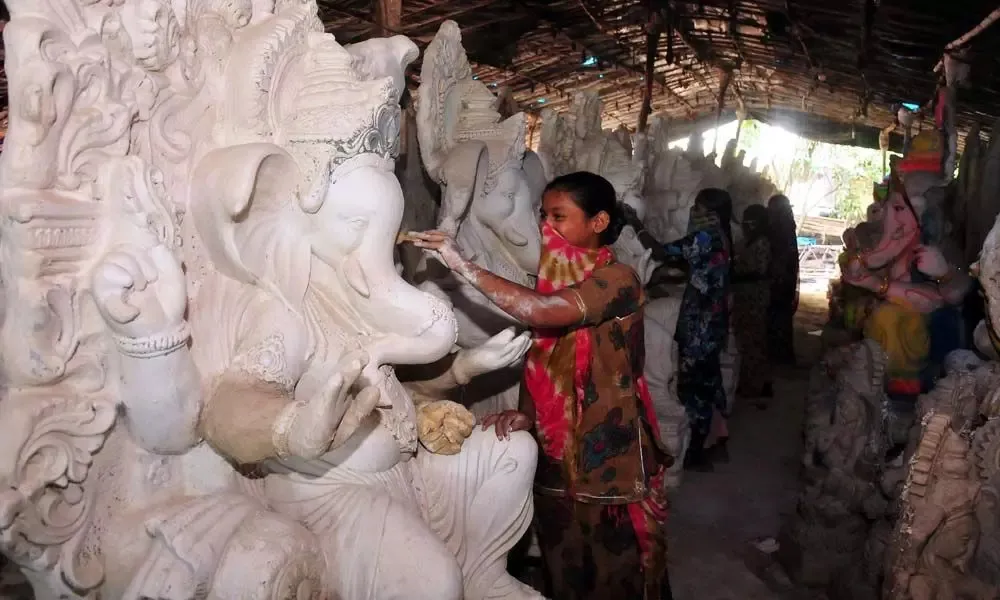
[742, 204, 769, 228]
[768, 194, 792, 213]
[694, 187, 734, 248]
[767, 193, 798, 241]
[544, 171, 625, 245]
[742, 204, 770, 242]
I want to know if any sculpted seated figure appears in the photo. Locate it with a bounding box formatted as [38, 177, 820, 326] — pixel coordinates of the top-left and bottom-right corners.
[842, 132, 971, 400]
[537, 91, 647, 220]
[411, 20, 546, 418]
[886, 414, 997, 600]
[0, 3, 541, 599]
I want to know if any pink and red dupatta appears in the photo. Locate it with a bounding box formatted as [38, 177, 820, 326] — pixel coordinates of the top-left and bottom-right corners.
[523, 221, 669, 568]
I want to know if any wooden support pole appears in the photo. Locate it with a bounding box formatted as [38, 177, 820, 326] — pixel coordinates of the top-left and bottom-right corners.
[712, 68, 732, 155]
[858, 0, 877, 68]
[373, 0, 402, 37]
[637, 7, 663, 133]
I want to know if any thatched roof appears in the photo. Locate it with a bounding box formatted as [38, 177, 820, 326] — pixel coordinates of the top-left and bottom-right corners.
[0, 1, 998, 150]
[322, 0, 1000, 150]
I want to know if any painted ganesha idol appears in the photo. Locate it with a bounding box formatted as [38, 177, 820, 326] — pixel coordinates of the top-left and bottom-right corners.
[842, 131, 971, 403]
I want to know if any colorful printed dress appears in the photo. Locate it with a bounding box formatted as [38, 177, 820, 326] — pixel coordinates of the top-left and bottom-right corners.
[732, 235, 773, 397]
[522, 222, 672, 600]
[663, 226, 730, 446]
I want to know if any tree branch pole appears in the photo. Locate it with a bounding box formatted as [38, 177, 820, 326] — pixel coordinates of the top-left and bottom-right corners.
[636, 7, 663, 133]
[933, 6, 1000, 73]
[712, 67, 732, 155]
[373, 0, 402, 37]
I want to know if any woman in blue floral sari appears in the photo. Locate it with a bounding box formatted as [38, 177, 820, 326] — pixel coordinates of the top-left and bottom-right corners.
[663, 188, 732, 471]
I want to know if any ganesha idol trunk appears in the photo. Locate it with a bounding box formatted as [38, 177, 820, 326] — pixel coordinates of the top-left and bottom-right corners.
[335, 163, 459, 372]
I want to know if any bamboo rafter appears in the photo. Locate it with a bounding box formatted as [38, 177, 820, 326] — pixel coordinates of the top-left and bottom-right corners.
[0, 1, 998, 150]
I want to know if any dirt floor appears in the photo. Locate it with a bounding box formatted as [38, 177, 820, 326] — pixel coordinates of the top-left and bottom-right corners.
[667, 290, 827, 600]
[0, 292, 833, 600]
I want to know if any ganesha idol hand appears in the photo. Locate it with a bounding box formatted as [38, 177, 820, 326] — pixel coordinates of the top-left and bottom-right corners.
[451, 327, 531, 385]
[913, 245, 950, 280]
[278, 352, 386, 458]
[843, 255, 872, 288]
[843, 265, 884, 295]
[91, 244, 188, 347]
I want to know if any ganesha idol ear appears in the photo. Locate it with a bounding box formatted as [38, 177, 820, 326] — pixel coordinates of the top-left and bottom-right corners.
[437, 140, 489, 237]
[522, 150, 548, 200]
[189, 143, 298, 284]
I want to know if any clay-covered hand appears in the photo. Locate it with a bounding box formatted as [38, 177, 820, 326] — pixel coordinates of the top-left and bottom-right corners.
[406, 230, 467, 271]
[480, 410, 532, 441]
[451, 327, 532, 384]
[913, 245, 950, 279]
[286, 352, 384, 457]
[91, 244, 186, 339]
[417, 400, 476, 455]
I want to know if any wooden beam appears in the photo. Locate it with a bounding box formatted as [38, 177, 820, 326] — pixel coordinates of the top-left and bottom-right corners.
[783, 0, 816, 71]
[637, 6, 663, 133]
[712, 67, 732, 154]
[857, 0, 876, 69]
[373, 0, 402, 37]
[513, 1, 695, 113]
[727, 0, 747, 67]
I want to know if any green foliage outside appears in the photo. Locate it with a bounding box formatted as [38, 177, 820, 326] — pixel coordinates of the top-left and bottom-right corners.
[735, 120, 894, 225]
[680, 119, 901, 227]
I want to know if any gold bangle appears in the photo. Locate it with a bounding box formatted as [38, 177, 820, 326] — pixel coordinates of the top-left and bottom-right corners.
[568, 288, 588, 325]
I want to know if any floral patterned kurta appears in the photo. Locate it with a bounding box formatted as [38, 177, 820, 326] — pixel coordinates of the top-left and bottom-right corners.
[664, 226, 730, 439]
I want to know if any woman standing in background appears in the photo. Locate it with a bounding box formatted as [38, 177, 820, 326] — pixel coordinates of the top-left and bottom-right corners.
[663, 188, 733, 471]
[767, 194, 800, 366]
[732, 205, 773, 404]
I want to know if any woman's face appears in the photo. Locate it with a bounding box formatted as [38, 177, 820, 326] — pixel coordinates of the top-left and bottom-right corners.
[690, 202, 707, 221]
[540, 190, 607, 249]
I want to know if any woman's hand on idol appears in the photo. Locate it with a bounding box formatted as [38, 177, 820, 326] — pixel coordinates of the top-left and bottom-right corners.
[406, 230, 467, 271]
[480, 410, 532, 441]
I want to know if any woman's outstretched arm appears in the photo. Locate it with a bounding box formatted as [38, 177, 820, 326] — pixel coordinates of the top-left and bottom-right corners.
[408, 230, 585, 329]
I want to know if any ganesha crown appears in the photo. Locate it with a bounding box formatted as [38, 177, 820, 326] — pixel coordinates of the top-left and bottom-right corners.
[276, 34, 402, 163]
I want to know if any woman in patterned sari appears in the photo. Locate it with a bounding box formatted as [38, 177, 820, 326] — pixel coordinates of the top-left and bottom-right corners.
[767, 194, 800, 365]
[410, 171, 672, 599]
[662, 188, 732, 471]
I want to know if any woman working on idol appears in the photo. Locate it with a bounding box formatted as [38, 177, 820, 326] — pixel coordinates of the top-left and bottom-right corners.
[409, 171, 672, 600]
